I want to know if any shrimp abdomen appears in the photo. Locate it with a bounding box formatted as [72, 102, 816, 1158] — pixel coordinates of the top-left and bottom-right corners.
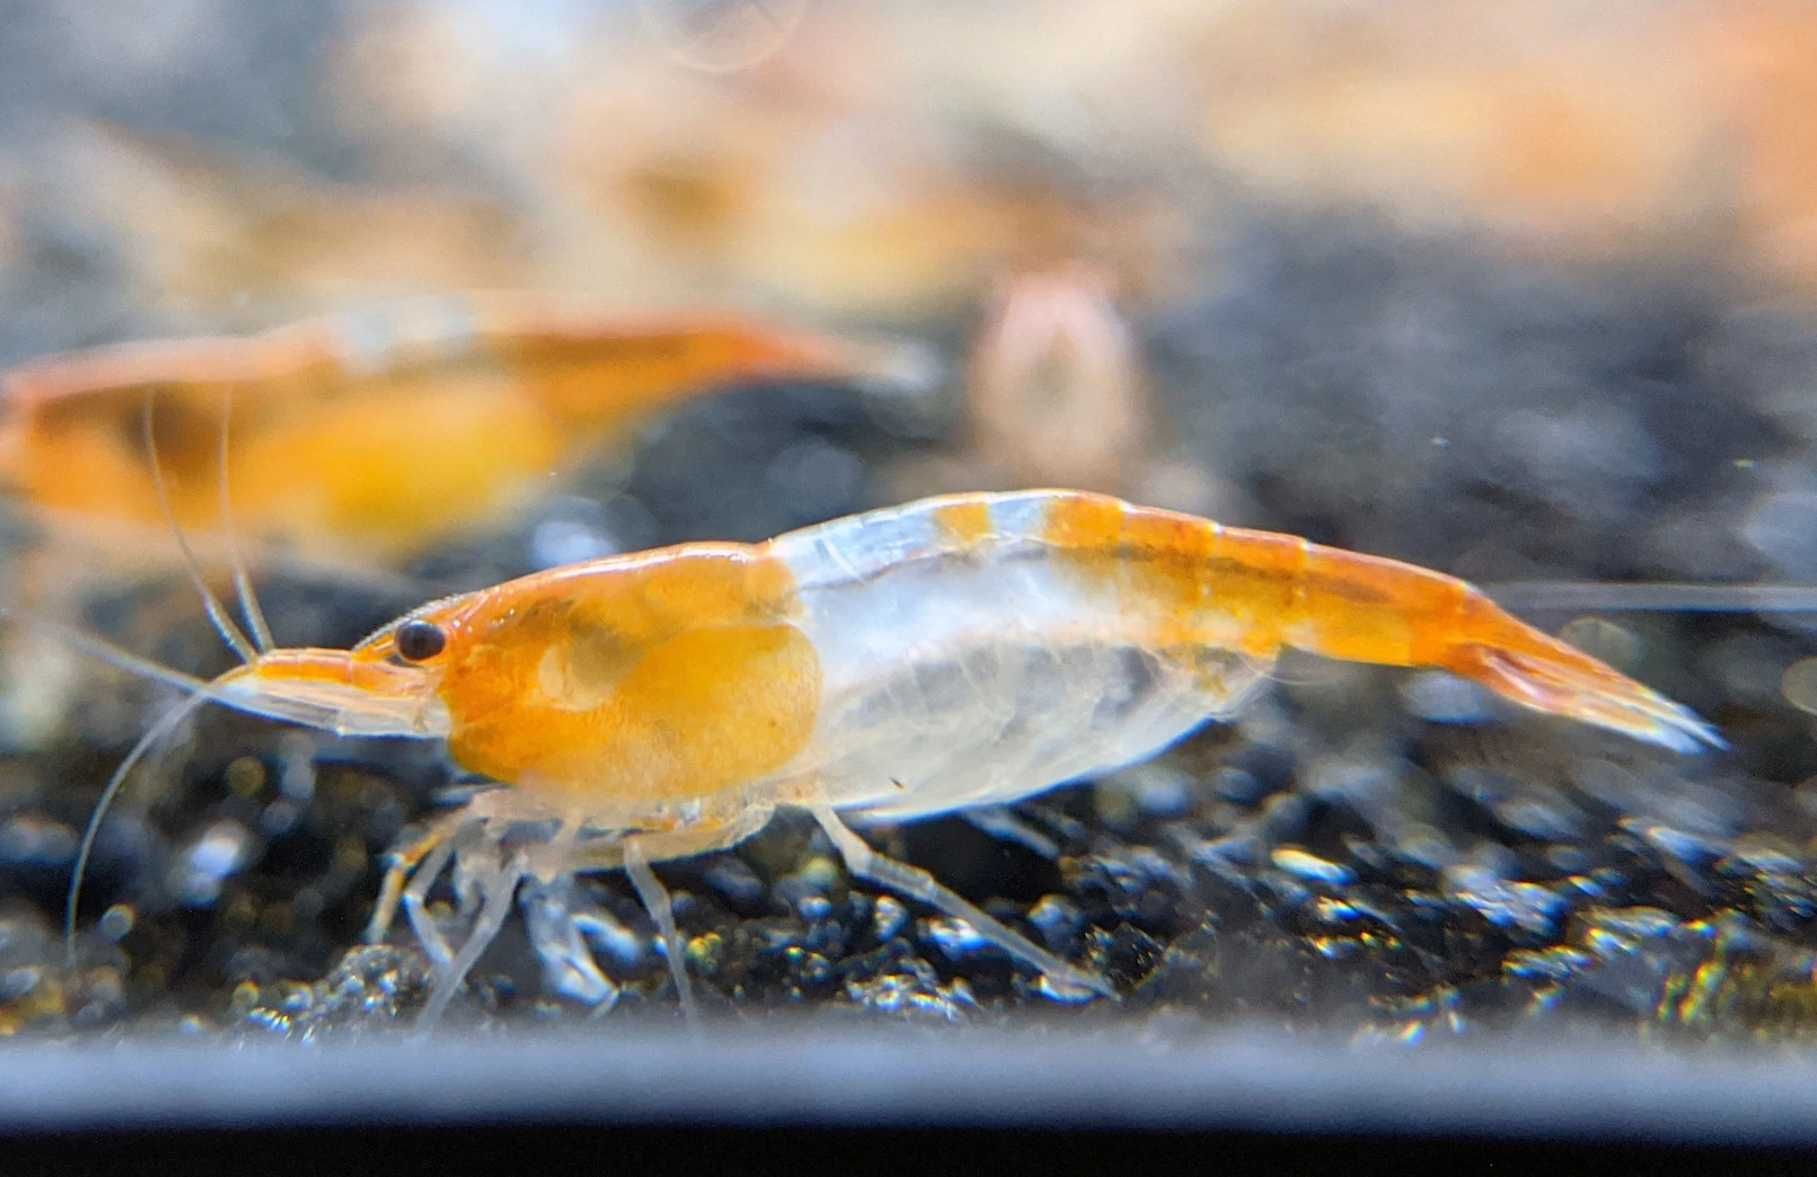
[773, 492, 1276, 818]
[781, 490, 1719, 766]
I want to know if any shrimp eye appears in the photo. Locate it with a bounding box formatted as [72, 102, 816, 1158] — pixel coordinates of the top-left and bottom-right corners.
[395, 620, 446, 662]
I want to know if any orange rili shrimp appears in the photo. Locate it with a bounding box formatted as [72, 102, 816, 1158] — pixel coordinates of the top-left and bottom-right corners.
[58, 489, 1722, 1021]
[0, 294, 927, 566]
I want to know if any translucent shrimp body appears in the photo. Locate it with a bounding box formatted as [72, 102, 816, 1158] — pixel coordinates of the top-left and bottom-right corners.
[103, 490, 1721, 1019]
[772, 490, 1723, 812]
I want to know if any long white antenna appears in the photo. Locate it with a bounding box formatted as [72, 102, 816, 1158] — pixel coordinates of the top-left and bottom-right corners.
[142, 389, 257, 663]
[3, 607, 213, 696]
[216, 388, 273, 651]
[1491, 581, 1817, 613]
[64, 691, 212, 967]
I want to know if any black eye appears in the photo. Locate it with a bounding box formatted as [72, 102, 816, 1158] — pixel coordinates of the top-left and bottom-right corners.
[395, 620, 446, 662]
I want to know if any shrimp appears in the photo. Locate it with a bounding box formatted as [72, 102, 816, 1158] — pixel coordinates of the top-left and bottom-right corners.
[0, 293, 925, 568]
[53, 488, 1721, 1023]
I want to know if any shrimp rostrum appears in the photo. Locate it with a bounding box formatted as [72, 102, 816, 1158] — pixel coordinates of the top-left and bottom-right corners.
[59, 489, 1722, 1021]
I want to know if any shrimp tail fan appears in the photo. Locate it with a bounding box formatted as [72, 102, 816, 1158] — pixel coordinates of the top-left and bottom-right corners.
[1442, 598, 1724, 754]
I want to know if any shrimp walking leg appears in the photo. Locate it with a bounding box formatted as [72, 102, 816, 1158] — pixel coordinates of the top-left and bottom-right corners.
[809, 804, 1114, 998]
[519, 878, 620, 1010]
[548, 810, 771, 1018]
[623, 839, 699, 1024]
[418, 848, 528, 1027]
[399, 834, 464, 968]
[962, 807, 1061, 860]
[364, 809, 471, 946]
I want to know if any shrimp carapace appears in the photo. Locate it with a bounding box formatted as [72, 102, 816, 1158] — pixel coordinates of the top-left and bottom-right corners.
[64, 490, 1721, 1022]
[0, 295, 927, 564]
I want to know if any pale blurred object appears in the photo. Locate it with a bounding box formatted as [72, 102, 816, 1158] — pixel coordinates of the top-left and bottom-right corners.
[968, 264, 1149, 493]
[1558, 616, 1644, 675]
[1190, 0, 1817, 291]
[50, 123, 532, 321]
[888, 259, 1226, 517]
[1191, 2, 1721, 261]
[0, 185, 22, 276]
[1783, 657, 1817, 716]
[1687, 0, 1817, 296]
[330, 2, 1194, 319]
[14, 0, 1817, 334]
[637, 0, 813, 73]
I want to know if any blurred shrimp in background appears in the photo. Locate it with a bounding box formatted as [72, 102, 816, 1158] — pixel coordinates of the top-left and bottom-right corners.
[0, 294, 930, 571]
[3, 0, 1817, 1038]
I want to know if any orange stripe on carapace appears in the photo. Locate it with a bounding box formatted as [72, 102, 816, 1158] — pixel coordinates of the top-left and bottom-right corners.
[240, 647, 444, 714]
[933, 498, 995, 550]
[429, 545, 820, 808]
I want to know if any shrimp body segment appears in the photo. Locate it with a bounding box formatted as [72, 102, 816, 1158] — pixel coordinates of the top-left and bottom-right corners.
[174, 490, 1721, 1014]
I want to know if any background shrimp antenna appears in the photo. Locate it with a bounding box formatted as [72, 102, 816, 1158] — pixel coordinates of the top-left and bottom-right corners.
[216, 387, 273, 650]
[141, 389, 258, 663]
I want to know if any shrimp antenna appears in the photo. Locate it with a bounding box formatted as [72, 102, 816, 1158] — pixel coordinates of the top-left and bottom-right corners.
[142, 389, 257, 664]
[0, 610, 244, 967]
[216, 388, 273, 651]
[1491, 580, 1817, 614]
[2, 606, 215, 697]
[64, 691, 211, 968]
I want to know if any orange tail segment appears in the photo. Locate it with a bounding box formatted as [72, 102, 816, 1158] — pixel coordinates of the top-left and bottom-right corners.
[1438, 594, 1724, 753]
[1046, 497, 1724, 754]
